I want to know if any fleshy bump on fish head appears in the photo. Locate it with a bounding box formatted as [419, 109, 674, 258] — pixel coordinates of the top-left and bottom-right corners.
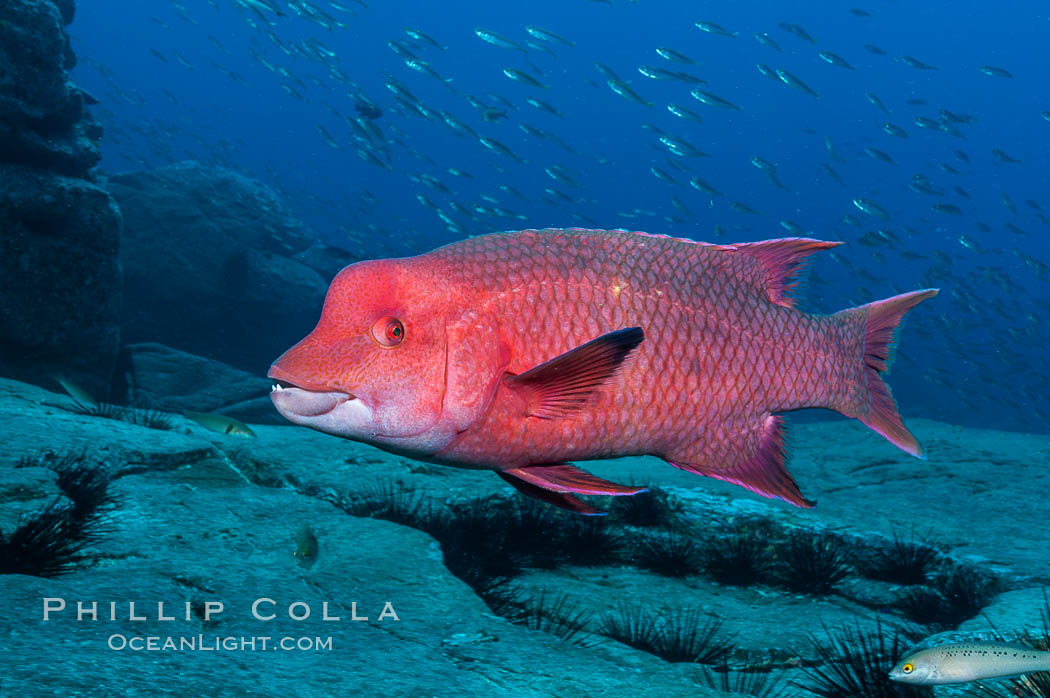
[268, 258, 456, 455]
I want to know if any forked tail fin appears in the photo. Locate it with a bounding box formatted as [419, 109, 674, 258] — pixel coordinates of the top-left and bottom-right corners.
[836, 288, 939, 458]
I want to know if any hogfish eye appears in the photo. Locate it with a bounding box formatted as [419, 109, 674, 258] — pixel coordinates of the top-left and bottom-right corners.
[371, 316, 404, 347]
[901, 663, 913, 674]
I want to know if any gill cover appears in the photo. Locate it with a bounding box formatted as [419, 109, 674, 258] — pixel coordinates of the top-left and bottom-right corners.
[441, 310, 511, 434]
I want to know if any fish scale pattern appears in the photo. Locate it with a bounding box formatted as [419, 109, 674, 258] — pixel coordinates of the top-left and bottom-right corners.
[426, 228, 862, 472]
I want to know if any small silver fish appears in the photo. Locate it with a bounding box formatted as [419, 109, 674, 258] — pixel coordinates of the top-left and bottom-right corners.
[753, 32, 781, 52]
[184, 410, 256, 438]
[607, 79, 652, 107]
[691, 88, 741, 110]
[978, 65, 1012, 78]
[776, 68, 819, 98]
[667, 103, 703, 122]
[889, 642, 1050, 685]
[853, 197, 890, 220]
[866, 92, 890, 113]
[689, 176, 723, 197]
[695, 21, 737, 38]
[53, 375, 98, 408]
[237, 0, 286, 17]
[655, 47, 695, 64]
[882, 122, 908, 138]
[756, 63, 779, 80]
[524, 25, 573, 47]
[503, 68, 547, 89]
[474, 28, 527, 53]
[404, 28, 446, 51]
[818, 51, 854, 70]
[526, 96, 563, 117]
[902, 55, 937, 70]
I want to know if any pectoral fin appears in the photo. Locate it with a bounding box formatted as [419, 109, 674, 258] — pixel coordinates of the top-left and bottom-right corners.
[503, 464, 647, 496]
[503, 327, 644, 418]
[497, 463, 648, 515]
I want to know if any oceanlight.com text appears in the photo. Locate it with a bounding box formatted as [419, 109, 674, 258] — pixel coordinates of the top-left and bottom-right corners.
[107, 634, 334, 652]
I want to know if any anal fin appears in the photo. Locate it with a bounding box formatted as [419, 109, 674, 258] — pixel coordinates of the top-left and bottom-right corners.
[667, 415, 815, 508]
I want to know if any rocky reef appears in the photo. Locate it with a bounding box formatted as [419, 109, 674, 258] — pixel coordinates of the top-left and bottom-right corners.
[0, 0, 122, 395]
[123, 342, 278, 424]
[1, 375, 1047, 696]
[0, 1, 356, 396]
[109, 161, 356, 375]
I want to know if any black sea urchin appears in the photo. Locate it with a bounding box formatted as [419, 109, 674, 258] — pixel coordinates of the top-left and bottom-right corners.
[774, 530, 853, 596]
[0, 451, 120, 577]
[0, 500, 90, 577]
[696, 661, 791, 698]
[633, 530, 704, 577]
[608, 484, 681, 527]
[599, 604, 735, 665]
[861, 532, 940, 586]
[798, 620, 931, 698]
[701, 527, 775, 587]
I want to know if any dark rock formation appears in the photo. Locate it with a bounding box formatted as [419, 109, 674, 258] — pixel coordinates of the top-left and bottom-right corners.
[293, 240, 358, 281]
[125, 342, 281, 424]
[0, 0, 99, 175]
[0, 0, 122, 396]
[109, 161, 357, 373]
[0, 167, 121, 387]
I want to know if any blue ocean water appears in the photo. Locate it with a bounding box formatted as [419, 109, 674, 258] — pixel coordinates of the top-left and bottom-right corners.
[69, 0, 1049, 435]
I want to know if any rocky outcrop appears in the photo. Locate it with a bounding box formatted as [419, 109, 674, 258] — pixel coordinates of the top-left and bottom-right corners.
[0, 0, 122, 395]
[0, 376, 714, 696]
[125, 342, 280, 424]
[108, 162, 357, 374]
[0, 0, 99, 175]
[0, 168, 122, 391]
[293, 240, 359, 281]
[1, 374, 1048, 695]
[0, 0, 356, 394]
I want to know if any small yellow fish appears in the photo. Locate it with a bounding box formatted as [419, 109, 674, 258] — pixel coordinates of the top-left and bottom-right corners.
[293, 524, 318, 568]
[183, 410, 256, 438]
[52, 375, 98, 408]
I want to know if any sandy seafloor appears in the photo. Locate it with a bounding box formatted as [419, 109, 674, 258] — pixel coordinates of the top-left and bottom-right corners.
[1, 375, 1047, 697]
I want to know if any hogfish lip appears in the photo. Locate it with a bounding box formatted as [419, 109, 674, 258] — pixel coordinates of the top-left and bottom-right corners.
[270, 386, 350, 418]
[267, 365, 356, 418]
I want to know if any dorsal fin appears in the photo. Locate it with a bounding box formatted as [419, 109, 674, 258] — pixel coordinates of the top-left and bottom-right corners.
[730, 238, 842, 308]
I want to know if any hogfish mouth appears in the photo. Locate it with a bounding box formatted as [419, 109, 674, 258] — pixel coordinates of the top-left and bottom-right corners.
[269, 383, 352, 417]
[267, 365, 360, 420]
